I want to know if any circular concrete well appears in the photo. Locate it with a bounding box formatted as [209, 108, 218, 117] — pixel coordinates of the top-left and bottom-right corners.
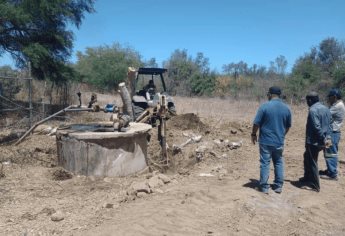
[56, 122, 151, 177]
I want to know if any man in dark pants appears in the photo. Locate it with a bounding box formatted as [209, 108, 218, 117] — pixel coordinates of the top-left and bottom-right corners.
[299, 92, 332, 192]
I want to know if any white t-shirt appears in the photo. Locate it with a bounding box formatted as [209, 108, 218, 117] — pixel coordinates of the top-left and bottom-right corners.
[330, 100, 345, 132]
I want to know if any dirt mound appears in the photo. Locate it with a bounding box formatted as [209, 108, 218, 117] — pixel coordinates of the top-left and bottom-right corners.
[167, 113, 209, 132]
[0, 135, 57, 167]
[147, 113, 214, 173]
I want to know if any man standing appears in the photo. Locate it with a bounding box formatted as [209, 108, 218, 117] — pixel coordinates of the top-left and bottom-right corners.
[299, 92, 332, 192]
[319, 89, 345, 180]
[252, 86, 292, 194]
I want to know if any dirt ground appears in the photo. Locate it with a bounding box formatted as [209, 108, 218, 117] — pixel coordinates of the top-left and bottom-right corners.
[1, 97, 345, 236]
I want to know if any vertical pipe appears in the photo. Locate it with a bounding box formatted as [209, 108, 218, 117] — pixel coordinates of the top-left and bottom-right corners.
[119, 82, 134, 121]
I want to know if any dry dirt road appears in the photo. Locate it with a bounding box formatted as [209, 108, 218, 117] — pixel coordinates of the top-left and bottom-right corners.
[1, 98, 345, 236]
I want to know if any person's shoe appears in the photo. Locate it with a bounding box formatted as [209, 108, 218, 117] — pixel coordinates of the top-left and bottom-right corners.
[273, 187, 282, 194]
[319, 170, 329, 176]
[300, 184, 319, 192]
[259, 187, 269, 194]
[320, 175, 338, 181]
[298, 177, 309, 183]
[271, 184, 282, 194]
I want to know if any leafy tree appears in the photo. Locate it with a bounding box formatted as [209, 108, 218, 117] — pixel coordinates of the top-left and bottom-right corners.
[286, 53, 323, 101]
[74, 43, 142, 91]
[222, 61, 248, 76]
[275, 55, 288, 75]
[189, 53, 216, 95]
[163, 49, 195, 95]
[0, 0, 94, 83]
[144, 58, 158, 67]
[164, 50, 216, 96]
[318, 37, 345, 71]
[285, 37, 345, 101]
[333, 61, 345, 89]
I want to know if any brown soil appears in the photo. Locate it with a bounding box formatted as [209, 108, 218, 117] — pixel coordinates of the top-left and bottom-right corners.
[1, 100, 345, 236]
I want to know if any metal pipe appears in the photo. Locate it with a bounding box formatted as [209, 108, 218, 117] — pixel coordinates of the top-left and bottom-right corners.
[15, 105, 73, 145]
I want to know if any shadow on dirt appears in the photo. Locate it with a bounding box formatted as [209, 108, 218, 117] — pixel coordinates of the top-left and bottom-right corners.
[243, 178, 259, 189]
[286, 179, 319, 192]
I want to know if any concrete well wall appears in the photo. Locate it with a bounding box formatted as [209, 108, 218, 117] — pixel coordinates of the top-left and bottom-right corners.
[56, 123, 151, 177]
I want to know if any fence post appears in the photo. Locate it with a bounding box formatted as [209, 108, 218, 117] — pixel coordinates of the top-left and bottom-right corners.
[28, 62, 33, 128]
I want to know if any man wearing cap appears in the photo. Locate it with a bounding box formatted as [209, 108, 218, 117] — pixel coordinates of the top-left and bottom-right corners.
[319, 89, 345, 180]
[299, 92, 332, 192]
[251, 86, 292, 194]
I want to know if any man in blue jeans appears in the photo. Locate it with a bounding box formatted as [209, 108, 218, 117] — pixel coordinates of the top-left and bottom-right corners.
[319, 89, 345, 180]
[251, 86, 292, 194]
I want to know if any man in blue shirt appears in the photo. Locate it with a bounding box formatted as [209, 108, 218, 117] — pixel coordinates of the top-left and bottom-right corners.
[252, 86, 292, 194]
[299, 92, 332, 192]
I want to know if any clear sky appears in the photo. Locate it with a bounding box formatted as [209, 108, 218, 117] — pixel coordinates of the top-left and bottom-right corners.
[1, 0, 344, 72]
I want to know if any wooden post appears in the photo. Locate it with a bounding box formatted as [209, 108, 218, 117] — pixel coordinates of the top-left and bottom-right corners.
[28, 62, 33, 128]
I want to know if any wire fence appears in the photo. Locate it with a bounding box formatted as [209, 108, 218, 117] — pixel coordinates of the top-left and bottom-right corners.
[0, 70, 34, 130]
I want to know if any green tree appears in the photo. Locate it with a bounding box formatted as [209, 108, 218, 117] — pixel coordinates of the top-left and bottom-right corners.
[222, 61, 248, 76]
[144, 58, 158, 67]
[164, 49, 216, 96]
[163, 49, 195, 95]
[286, 53, 322, 101]
[275, 55, 288, 75]
[333, 61, 345, 89]
[0, 0, 94, 83]
[190, 53, 216, 95]
[318, 37, 345, 71]
[74, 43, 142, 91]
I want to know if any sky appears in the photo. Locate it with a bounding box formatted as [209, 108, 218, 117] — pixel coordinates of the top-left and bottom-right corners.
[1, 0, 345, 72]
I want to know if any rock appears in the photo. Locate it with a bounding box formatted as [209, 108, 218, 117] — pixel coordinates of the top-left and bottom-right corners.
[129, 181, 150, 194]
[103, 203, 114, 208]
[157, 174, 171, 184]
[218, 174, 225, 180]
[152, 188, 164, 194]
[40, 207, 56, 216]
[209, 151, 217, 157]
[87, 176, 96, 182]
[298, 217, 306, 223]
[213, 139, 222, 145]
[148, 176, 164, 190]
[178, 169, 190, 175]
[51, 211, 65, 222]
[103, 177, 112, 183]
[145, 172, 154, 179]
[136, 192, 148, 198]
[230, 130, 237, 134]
[21, 212, 36, 220]
[196, 145, 208, 162]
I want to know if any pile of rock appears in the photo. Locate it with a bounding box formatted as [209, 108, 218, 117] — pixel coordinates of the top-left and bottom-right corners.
[125, 173, 175, 200]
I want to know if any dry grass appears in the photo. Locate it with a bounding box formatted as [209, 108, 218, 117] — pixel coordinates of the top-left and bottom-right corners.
[174, 96, 309, 126]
